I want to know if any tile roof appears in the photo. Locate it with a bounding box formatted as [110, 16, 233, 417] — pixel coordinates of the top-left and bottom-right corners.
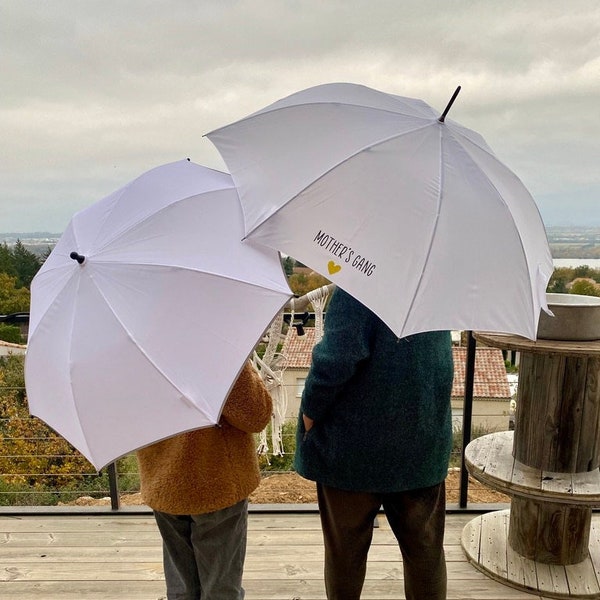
[281, 327, 318, 368]
[451, 347, 511, 400]
[281, 328, 511, 400]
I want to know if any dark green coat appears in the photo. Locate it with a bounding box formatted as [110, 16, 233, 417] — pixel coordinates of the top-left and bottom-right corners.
[294, 289, 454, 493]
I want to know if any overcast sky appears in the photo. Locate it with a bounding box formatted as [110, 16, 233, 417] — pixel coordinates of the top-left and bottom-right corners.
[1, 0, 599, 233]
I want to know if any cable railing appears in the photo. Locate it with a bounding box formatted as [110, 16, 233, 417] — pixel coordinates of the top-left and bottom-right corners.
[1, 294, 514, 512]
[0, 365, 512, 512]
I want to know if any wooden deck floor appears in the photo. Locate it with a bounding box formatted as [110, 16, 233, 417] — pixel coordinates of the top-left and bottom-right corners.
[0, 510, 566, 599]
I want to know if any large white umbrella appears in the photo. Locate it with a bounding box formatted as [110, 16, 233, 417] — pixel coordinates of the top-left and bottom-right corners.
[207, 82, 553, 340]
[25, 160, 292, 470]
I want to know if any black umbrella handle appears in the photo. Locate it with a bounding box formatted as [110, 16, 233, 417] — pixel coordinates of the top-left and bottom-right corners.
[438, 86, 461, 122]
[70, 252, 86, 264]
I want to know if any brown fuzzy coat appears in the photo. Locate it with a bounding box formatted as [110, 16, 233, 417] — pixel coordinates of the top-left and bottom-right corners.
[136, 363, 272, 515]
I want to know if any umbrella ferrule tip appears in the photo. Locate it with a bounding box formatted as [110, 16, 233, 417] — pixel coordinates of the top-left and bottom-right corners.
[70, 252, 86, 264]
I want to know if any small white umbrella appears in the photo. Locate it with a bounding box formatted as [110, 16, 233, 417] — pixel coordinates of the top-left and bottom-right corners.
[25, 160, 292, 470]
[207, 82, 553, 340]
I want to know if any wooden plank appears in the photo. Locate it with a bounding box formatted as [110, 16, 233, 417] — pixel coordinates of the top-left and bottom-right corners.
[514, 353, 567, 471]
[0, 532, 278, 550]
[506, 541, 540, 593]
[572, 470, 600, 502]
[0, 562, 165, 582]
[479, 510, 508, 579]
[510, 457, 542, 493]
[556, 357, 588, 472]
[466, 432, 516, 492]
[541, 470, 575, 496]
[0, 531, 163, 547]
[460, 511, 563, 598]
[0, 547, 163, 562]
[565, 557, 600, 596]
[0, 578, 558, 600]
[466, 431, 600, 504]
[576, 358, 600, 471]
[445, 578, 555, 599]
[8, 557, 487, 583]
[473, 332, 600, 357]
[1, 512, 597, 600]
[508, 497, 539, 559]
[0, 581, 167, 600]
[462, 511, 600, 599]
[589, 519, 600, 581]
[460, 515, 481, 563]
[544, 355, 569, 471]
[0, 516, 160, 532]
[510, 496, 592, 565]
[486, 432, 515, 483]
[535, 561, 570, 597]
[464, 433, 495, 475]
[464, 433, 496, 472]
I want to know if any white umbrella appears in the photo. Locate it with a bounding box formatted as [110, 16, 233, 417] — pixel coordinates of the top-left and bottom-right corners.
[25, 160, 292, 470]
[207, 82, 553, 340]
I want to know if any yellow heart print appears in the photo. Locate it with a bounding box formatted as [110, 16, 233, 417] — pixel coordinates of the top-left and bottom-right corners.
[328, 260, 342, 275]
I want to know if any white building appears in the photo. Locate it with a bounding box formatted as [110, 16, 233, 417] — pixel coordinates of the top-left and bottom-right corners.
[280, 327, 512, 431]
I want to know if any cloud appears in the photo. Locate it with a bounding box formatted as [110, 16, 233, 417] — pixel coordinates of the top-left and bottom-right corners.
[1, 0, 598, 231]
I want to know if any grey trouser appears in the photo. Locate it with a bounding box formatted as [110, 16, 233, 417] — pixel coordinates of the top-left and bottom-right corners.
[153, 499, 248, 600]
[317, 481, 447, 600]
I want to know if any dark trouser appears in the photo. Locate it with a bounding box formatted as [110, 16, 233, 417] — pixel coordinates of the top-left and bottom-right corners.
[317, 481, 447, 600]
[153, 499, 248, 600]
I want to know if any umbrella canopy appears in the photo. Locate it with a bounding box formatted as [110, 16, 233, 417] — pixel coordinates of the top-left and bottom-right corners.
[25, 160, 292, 470]
[207, 82, 553, 340]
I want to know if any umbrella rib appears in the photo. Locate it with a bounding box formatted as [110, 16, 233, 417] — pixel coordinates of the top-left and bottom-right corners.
[395, 125, 543, 335]
[26, 272, 85, 448]
[207, 98, 436, 135]
[82, 186, 231, 257]
[447, 126, 546, 301]
[70, 179, 136, 255]
[395, 126, 445, 337]
[27, 265, 79, 337]
[88, 260, 291, 296]
[86, 276, 216, 421]
[54, 274, 99, 464]
[249, 120, 437, 237]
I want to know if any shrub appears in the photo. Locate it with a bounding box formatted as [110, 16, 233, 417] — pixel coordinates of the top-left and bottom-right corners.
[0, 355, 93, 486]
[0, 324, 22, 344]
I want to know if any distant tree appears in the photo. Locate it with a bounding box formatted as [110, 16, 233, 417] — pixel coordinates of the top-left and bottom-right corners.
[547, 269, 570, 293]
[0, 355, 93, 491]
[570, 278, 600, 297]
[11, 240, 41, 288]
[41, 246, 54, 261]
[282, 256, 295, 277]
[0, 244, 16, 279]
[0, 324, 22, 344]
[0, 273, 30, 314]
[288, 271, 331, 296]
[547, 267, 600, 292]
[573, 265, 594, 280]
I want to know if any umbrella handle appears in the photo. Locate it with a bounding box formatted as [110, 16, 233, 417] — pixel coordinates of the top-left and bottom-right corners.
[438, 86, 461, 122]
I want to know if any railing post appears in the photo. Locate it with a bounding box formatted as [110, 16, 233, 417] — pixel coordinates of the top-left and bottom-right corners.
[459, 331, 476, 508]
[107, 462, 120, 510]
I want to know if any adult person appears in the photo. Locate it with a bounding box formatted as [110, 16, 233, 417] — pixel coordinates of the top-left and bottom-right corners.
[294, 288, 454, 600]
[137, 362, 272, 600]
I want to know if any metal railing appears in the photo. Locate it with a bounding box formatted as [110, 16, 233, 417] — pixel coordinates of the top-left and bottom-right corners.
[0, 333, 512, 513]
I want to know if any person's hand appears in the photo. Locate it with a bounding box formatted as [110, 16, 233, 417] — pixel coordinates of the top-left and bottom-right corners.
[303, 413, 314, 432]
